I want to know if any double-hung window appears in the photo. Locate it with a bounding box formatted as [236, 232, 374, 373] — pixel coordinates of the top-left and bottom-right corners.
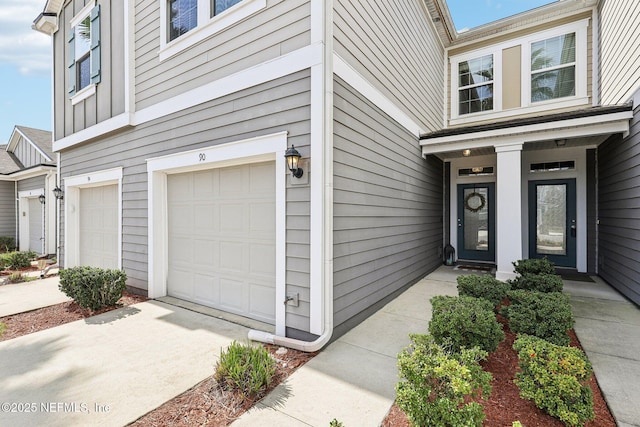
[167, 0, 244, 42]
[457, 54, 494, 115]
[68, 4, 101, 99]
[530, 33, 576, 102]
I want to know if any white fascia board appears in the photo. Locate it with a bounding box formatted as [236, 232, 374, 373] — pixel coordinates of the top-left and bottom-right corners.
[53, 113, 134, 152]
[0, 165, 56, 181]
[333, 53, 425, 136]
[421, 111, 633, 154]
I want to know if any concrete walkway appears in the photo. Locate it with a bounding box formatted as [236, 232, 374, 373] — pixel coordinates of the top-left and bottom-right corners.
[234, 267, 460, 426]
[0, 300, 251, 426]
[0, 276, 70, 317]
[564, 277, 640, 427]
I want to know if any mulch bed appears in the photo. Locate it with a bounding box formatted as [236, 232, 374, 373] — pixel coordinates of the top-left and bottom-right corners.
[382, 315, 616, 426]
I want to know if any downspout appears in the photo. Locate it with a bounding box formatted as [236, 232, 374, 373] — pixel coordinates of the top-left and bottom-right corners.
[249, 0, 334, 353]
[14, 180, 18, 246]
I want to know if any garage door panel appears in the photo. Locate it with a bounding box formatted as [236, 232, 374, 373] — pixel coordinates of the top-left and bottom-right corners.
[167, 161, 276, 324]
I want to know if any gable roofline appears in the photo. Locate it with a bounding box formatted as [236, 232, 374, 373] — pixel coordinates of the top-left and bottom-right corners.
[7, 125, 54, 163]
[32, 0, 65, 35]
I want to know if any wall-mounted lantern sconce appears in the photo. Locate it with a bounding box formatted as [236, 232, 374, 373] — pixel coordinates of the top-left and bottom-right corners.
[462, 149, 471, 157]
[555, 139, 567, 147]
[284, 145, 304, 178]
[38, 194, 46, 204]
[53, 186, 64, 200]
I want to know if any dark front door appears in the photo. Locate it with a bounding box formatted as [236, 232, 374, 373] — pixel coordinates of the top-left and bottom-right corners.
[457, 183, 495, 262]
[528, 179, 577, 268]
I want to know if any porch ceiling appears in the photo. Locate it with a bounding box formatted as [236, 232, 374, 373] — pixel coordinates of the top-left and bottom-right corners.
[421, 105, 633, 158]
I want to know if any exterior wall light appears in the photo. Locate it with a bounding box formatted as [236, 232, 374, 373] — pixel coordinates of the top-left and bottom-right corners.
[284, 145, 304, 178]
[38, 194, 46, 204]
[53, 186, 64, 200]
[462, 149, 471, 157]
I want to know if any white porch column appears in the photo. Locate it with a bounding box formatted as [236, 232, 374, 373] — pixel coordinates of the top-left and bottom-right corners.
[495, 143, 523, 281]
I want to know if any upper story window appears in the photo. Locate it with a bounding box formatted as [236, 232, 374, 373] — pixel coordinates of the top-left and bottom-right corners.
[160, 0, 265, 61]
[68, 4, 101, 102]
[458, 54, 494, 115]
[531, 33, 576, 102]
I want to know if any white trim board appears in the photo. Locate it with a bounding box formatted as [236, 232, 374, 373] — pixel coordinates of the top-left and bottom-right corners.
[53, 44, 323, 152]
[146, 132, 288, 336]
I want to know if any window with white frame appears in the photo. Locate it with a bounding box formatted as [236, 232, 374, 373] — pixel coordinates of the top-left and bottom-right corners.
[68, 4, 101, 97]
[458, 54, 494, 115]
[530, 33, 576, 102]
[167, 0, 245, 42]
[160, 0, 265, 60]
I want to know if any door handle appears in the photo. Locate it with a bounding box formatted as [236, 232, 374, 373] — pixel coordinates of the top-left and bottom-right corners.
[457, 218, 462, 227]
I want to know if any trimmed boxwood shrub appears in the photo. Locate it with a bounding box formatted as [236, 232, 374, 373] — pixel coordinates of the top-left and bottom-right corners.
[0, 250, 37, 270]
[510, 273, 564, 293]
[514, 334, 594, 426]
[396, 334, 492, 427]
[429, 295, 504, 353]
[59, 266, 127, 311]
[214, 341, 276, 399]
[502, 290, 574, 346]
[457, 274, 511, 309]
[512, 258, 556, 276]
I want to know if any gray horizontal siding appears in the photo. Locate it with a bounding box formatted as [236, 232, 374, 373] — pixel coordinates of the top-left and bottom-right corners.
[134, 0, 311, 109]
[17, 176, 46, 192]
[598, 0, 640, 104]
[333, 0, 444, 133]
[0, 181, 16, 238]
[59, 70, 311, 313]
[54, 0, 126, 140]
[598, 99, 640, 304]
[332, 76, 443, 332]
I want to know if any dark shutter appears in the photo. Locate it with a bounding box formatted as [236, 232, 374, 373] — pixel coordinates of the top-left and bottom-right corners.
[90, 4, 101, 85]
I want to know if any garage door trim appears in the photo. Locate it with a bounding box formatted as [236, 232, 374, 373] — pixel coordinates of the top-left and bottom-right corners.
[147, 132, 287, 336]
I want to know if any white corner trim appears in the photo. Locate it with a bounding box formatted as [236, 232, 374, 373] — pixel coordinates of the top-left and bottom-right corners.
[146, 132, 288, 335]
[310, 0, 323, 44]
[136, 44, 322, 126]
[333, 53, 424, 136]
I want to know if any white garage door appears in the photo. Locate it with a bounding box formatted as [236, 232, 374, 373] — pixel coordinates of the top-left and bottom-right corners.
[79, 185, 118, 269]
[28, 198, 44, 254]
[167, 162, 276, 324]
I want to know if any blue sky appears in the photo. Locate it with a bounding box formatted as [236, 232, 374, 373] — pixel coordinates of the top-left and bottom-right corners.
[0, 0, 558, 145]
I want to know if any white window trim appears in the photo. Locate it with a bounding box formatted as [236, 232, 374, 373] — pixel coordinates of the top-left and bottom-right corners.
[70, 2, 94, 28]
[146, 131, 287, 336]
[71, 83, 96, 105]
[63, 167, 123, 270]
[523, 20, 589, 108]
[449, 18, 590, 126]
[159, 0, 266, 62]
[450, 48, 502, 121]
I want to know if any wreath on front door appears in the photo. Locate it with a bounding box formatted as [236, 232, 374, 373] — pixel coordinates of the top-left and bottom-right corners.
[464, 191, 486, 213]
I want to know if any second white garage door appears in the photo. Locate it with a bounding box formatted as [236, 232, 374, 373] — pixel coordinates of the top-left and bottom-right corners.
[79, 184, 119, 269]
[167, 162, 276, 324]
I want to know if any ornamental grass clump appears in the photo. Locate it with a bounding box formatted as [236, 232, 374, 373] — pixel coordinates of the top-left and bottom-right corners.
[214, 341, 276, 400]
[456, 274, 511, 309]
[58, 266, 127, 311]
[502, 290, 574, 346]
[396, 334, 492, 427]
[513, 334, 594, 426]
[429, 295, 504, 353]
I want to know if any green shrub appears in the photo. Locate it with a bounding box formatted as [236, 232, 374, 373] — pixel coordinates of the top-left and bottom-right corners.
[456, 274, 511, 309]
[0, 236, 15, 252]
[512, 258, 556, 276]
[0, 251, 37, 270]
[0, 322, 6, 337]
[511, 273, 564, 293]
[513, 334, 594, 426]
[429, 295, 504, 353]
[7, 273, 36, 284]
[58, 266, 127, 311]
[503, 290, 574, 346]
[396, 334, 492, 427]
[214, 341, 276, 399]
[329, 419, 344, 427]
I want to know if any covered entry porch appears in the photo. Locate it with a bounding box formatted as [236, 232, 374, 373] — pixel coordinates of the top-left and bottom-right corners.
[420, 105, 633, 280]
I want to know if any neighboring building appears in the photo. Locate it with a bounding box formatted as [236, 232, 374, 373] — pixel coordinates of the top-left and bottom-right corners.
[0, 126, 57, 256]
[32, 0, 639, 348]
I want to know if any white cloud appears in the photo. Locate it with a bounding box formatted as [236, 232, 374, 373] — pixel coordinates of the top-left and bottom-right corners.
[0, 0, 51, 75]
